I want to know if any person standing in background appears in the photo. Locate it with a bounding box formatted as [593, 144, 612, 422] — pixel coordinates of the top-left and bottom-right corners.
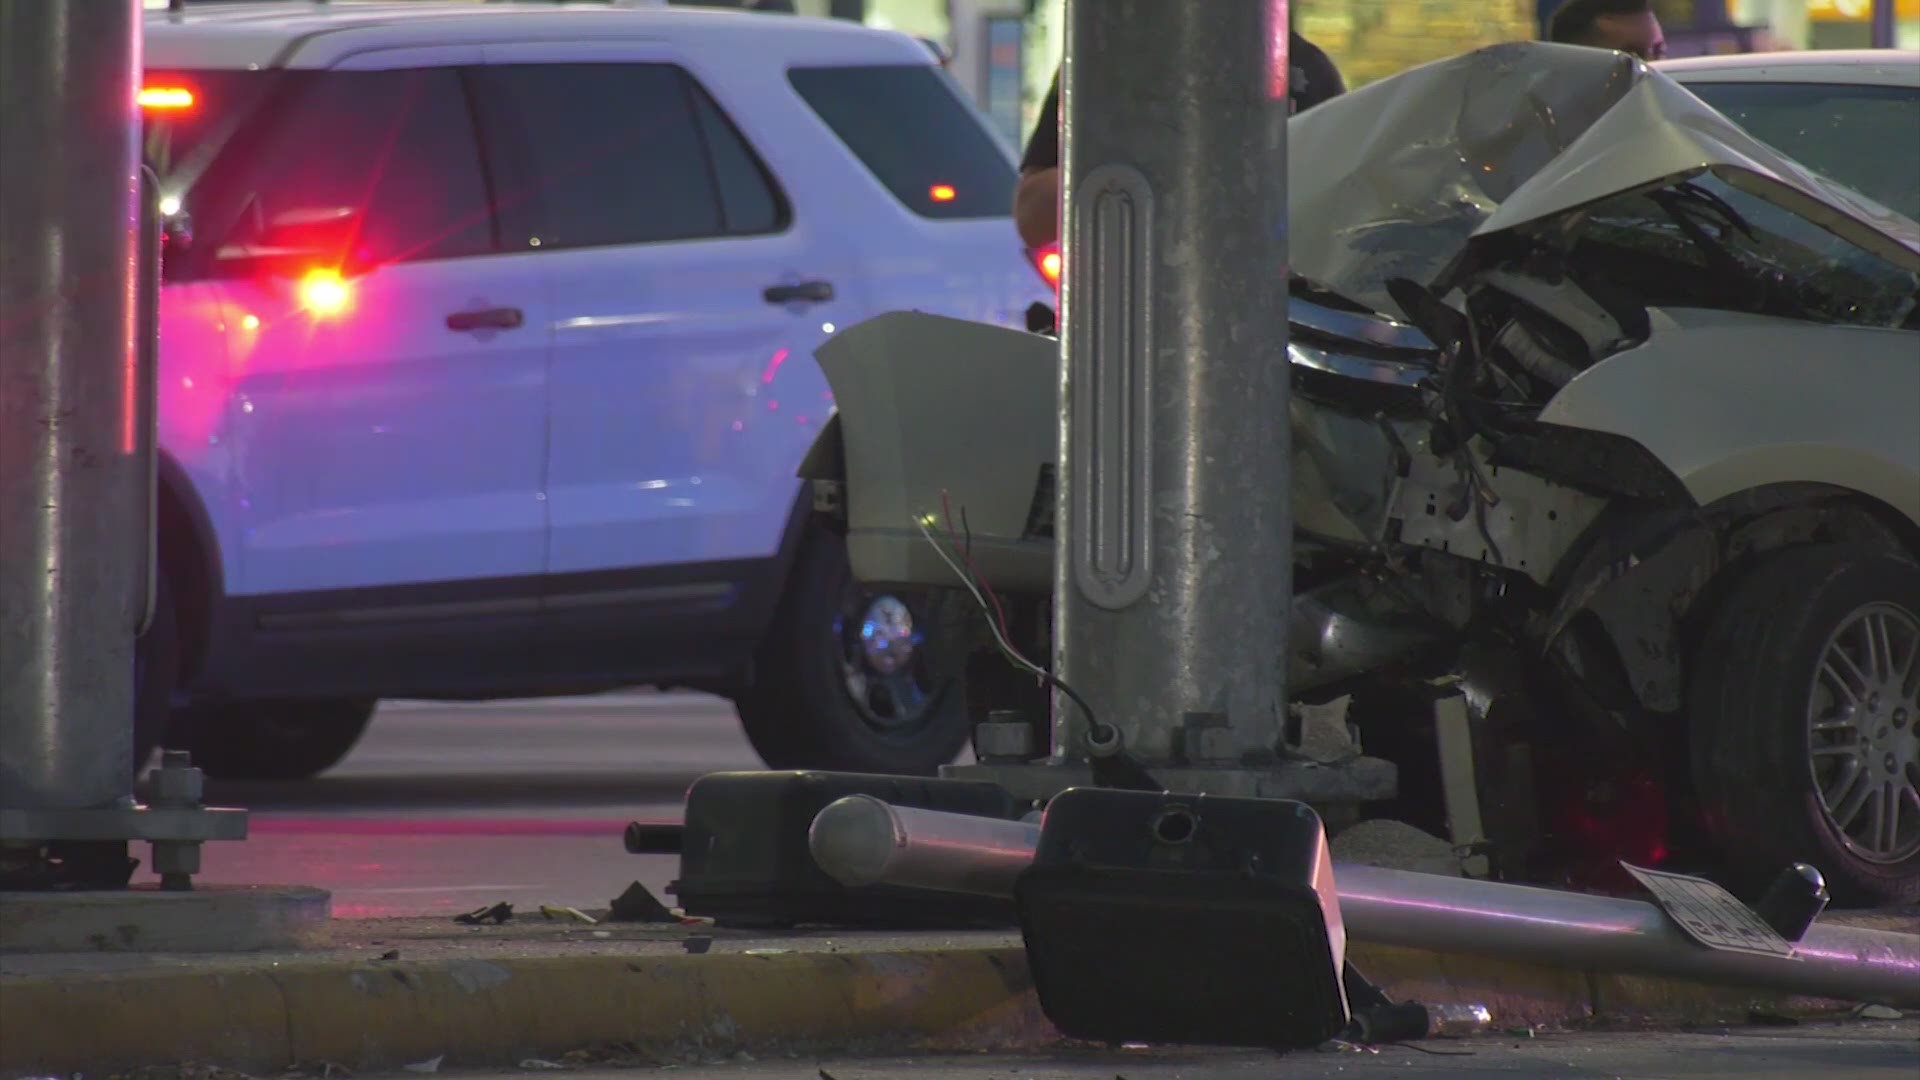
[1011, 30, 1348, 253]
[1547, 0, 1669, 60]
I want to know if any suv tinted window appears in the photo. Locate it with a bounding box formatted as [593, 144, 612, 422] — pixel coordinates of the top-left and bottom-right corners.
[789, 65, 1014, 220]
[141, 69, 276, 181]
[479, 64, 782, 251]
[1684, 81, 1920, 223]
[210, 68, 494, 272]
[688, 82, 786, 235]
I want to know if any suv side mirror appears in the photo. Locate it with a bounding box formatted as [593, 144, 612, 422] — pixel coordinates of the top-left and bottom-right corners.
[160, 213, 193, 275]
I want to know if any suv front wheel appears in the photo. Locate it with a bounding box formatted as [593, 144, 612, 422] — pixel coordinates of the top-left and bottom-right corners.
[736, 528, 971, 775]
[169, 698, 377, 781]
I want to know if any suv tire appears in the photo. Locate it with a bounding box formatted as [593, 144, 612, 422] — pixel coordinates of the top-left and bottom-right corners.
[171, 698, 377, 781]
[1690, 544, 1920, 907]
[737, 527, 971, 775]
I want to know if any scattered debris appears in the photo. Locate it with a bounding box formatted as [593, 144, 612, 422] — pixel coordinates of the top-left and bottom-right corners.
[540, 904, 597, 925]
[1290, 695, 1360, 764]
[377, 950, 400, 961]
[607, 880, 678, 923]
[559, 1042, 656, 1068]
[818, 1070, 840, 1080]
[454, 902, 513, 926]
[1331, 819, 1465, 878]
[591, 930, 612, 939]
[516, 1060, 566, 1071]
[1427, 1002, 1494, 1038]
[401, 1056, 443, 1074]
[109, 1063, 257, 1080]
[684, 936, 714, 954]
[1855, 1003, 1903, 1020]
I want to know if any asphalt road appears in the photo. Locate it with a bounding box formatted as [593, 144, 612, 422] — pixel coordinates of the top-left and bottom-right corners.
[409, 1021, 1920, 1079]
[183, 691, 773, 917]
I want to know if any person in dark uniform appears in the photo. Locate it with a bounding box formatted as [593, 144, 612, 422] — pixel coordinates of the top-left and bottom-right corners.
[1547, 0, 1668, 60]
[1012, 31, 1348, 252]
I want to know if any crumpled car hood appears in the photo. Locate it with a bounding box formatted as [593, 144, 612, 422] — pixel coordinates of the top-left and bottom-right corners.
[1288, 41, 1920, 318]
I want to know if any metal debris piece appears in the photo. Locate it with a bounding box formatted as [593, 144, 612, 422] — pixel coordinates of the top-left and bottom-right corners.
[401, 1057, 442, 1075]
[607, 881, 677, 923]
[453, 902, 513, 926]
[540, 904, 597, 924]
[1427, 1002, 1493, 1037]
[1855, 1004, 1903, 1020]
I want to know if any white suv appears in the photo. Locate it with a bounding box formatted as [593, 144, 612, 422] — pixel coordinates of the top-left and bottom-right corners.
[137, 1, 1051, 779]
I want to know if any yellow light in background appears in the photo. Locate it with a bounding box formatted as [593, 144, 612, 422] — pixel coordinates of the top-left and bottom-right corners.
[930, 183, 958, 203]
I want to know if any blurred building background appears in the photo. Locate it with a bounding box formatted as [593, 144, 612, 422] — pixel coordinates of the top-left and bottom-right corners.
[145, 0, 1920, 147]
[779, 0, 1915, 142]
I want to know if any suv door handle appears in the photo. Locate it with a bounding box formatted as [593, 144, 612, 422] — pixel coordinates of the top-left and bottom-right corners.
[446, 306, 524, 332]
[763, 280, 834, 305]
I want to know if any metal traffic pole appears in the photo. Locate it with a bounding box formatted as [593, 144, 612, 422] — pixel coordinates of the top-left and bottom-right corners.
[0, 0, 244, 891]
[1051, 0, 1294, 770]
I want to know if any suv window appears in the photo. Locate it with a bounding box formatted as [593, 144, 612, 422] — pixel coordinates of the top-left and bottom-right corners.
[141, 69, 276, 182]
[1683, 81, 1920, 223]
[789, 64, 1014, 220]
[477, 63, 786, 251]
[207, 68, 495, 274]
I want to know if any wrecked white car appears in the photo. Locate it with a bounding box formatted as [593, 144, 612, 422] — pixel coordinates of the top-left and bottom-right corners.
[800, 43, 1920, 905]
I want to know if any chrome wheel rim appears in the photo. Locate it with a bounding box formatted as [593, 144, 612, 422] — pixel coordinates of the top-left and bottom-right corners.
[1807, 601, 1920, 864]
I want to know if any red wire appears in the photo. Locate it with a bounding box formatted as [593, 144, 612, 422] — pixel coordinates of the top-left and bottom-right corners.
[940, 489, 1019, 657]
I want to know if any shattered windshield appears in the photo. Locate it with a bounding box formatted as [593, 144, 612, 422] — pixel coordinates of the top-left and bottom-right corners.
[1569, 172, 1920, 328]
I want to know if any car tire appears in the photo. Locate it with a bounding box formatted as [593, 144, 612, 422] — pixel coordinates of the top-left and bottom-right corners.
[736, 527, 972, 776]
[1690, 544, 1920, 907]
[170, 698, 377, 781]
[133, 567, 181, 776]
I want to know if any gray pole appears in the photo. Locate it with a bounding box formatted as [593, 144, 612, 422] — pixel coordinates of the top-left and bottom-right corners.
[0, 0, 144, 812]
[1053, 0, 1292, 766]
[1870, 0, 1895, 48]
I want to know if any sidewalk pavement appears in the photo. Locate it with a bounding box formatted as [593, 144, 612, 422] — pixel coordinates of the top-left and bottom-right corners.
[6, 905, 1913, 1076]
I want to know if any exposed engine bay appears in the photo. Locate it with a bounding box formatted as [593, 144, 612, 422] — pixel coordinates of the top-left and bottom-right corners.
[800, 43, 1920, 903]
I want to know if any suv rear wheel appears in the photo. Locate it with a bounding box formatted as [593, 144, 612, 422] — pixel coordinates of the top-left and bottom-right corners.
[170, 698, 377, 781]
[736, 528, 971, 775]
[1691, 544, 1920, 906]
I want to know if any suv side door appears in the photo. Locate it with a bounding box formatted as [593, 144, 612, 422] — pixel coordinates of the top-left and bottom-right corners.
[470, 43, 847, 667]
[197, 46, 553, 614]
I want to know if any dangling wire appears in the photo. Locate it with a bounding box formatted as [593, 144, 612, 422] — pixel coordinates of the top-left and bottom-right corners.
[913, 502, 1105, 740]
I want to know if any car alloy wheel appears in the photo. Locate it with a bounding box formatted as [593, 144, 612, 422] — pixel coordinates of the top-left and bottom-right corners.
[1807, 601, 1920, 864]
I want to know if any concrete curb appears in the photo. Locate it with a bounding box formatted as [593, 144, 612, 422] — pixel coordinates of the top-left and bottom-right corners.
[3, 948, 1050, 1075]
[2, 941, 1878, 1074]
